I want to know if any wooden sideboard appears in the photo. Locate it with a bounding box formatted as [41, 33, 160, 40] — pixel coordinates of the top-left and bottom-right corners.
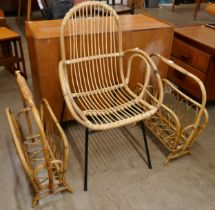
[168, 25, 215, 100]
[26, 14, 174, 120]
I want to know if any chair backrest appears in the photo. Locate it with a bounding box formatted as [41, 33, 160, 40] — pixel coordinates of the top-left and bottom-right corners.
[60, 1, 124, 95]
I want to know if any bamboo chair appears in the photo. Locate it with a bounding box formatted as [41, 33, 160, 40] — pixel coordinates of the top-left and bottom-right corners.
[136, 54, 208, 165]
[59, 1, 163, 191]
[6, 71, 72, 207]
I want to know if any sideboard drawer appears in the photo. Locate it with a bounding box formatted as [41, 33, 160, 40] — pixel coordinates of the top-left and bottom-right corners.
[171, 37, 211, 73]
[168, 57, 205, 98]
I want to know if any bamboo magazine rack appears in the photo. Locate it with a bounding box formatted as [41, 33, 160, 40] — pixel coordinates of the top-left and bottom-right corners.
[136, 54, 208, 165]
[6, 72, 72, 207]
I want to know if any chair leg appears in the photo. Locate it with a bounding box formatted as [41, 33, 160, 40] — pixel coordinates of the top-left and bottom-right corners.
[194, 0, 202, 20]
[84, 128, 89, 191]
[17, 0, 22, 24]
[60, 100, 66, 125]
[171, 0, 175, 12]
[18, 37, 27, 79]
[141, 121, 152, 169]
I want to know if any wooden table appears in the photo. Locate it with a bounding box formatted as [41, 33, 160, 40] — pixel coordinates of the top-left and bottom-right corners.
[26, 14, 174, 120]
[0, 27, 27, 78]
[168, 25, 215, 100]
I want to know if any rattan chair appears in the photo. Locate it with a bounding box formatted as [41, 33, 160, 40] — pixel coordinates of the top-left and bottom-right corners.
[6, 71, 72, 207]
[59, 1, 163, 190]
[136, 54, 208, 165]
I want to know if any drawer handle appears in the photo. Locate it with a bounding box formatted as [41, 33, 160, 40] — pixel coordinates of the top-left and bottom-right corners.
[180, 54, 190, 61]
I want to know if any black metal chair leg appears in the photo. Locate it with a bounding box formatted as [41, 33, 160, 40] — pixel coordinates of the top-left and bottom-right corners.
[60, 100, 66, 125]
[84, 128, 89, 191]
[141, 121, 152, 169]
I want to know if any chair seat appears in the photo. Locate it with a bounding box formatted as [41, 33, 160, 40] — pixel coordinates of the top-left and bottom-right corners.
[74, 85, 156, 130]
[205, 3, 215, 16]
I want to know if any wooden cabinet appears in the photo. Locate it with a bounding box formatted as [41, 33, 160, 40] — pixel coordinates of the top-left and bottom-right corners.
[168, 25, 215, 100]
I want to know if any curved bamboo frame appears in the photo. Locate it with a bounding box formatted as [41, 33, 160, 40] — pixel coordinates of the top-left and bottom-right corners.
[5, 71, 72, 207]
[59, 1, 163, 131]
[137, 53, 208, 164]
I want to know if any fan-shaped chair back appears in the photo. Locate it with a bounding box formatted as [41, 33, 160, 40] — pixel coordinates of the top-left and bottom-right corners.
[60, 1, 123, 94]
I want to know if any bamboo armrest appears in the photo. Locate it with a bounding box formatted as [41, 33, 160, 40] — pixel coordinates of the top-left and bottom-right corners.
[124, 48, 163, 109]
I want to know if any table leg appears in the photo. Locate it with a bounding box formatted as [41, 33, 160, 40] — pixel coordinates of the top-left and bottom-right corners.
[194, 0, 202, 20]
[171, 0, 176, 12]
[18, 37, 27, 79]
[17, 0, 22, 23]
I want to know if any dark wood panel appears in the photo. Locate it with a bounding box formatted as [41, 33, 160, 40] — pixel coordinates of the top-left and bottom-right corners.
[0, 0, 38, 13]
[172, 37, 211, 73]
[170, 25, 215, 100]
[168, 56, 205, 99]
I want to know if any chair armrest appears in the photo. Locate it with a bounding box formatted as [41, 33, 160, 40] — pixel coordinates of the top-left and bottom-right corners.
[123, 48, 163, 109]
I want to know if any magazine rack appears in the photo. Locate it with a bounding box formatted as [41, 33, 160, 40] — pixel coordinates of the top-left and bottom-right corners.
[136, 54, 208, 165]
[6, 72, 72, 207]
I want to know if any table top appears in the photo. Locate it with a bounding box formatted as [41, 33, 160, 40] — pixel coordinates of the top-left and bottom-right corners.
[26, 14, 173, 40]
[0, 27, 19, 40]
[175, 25, 215, 50]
